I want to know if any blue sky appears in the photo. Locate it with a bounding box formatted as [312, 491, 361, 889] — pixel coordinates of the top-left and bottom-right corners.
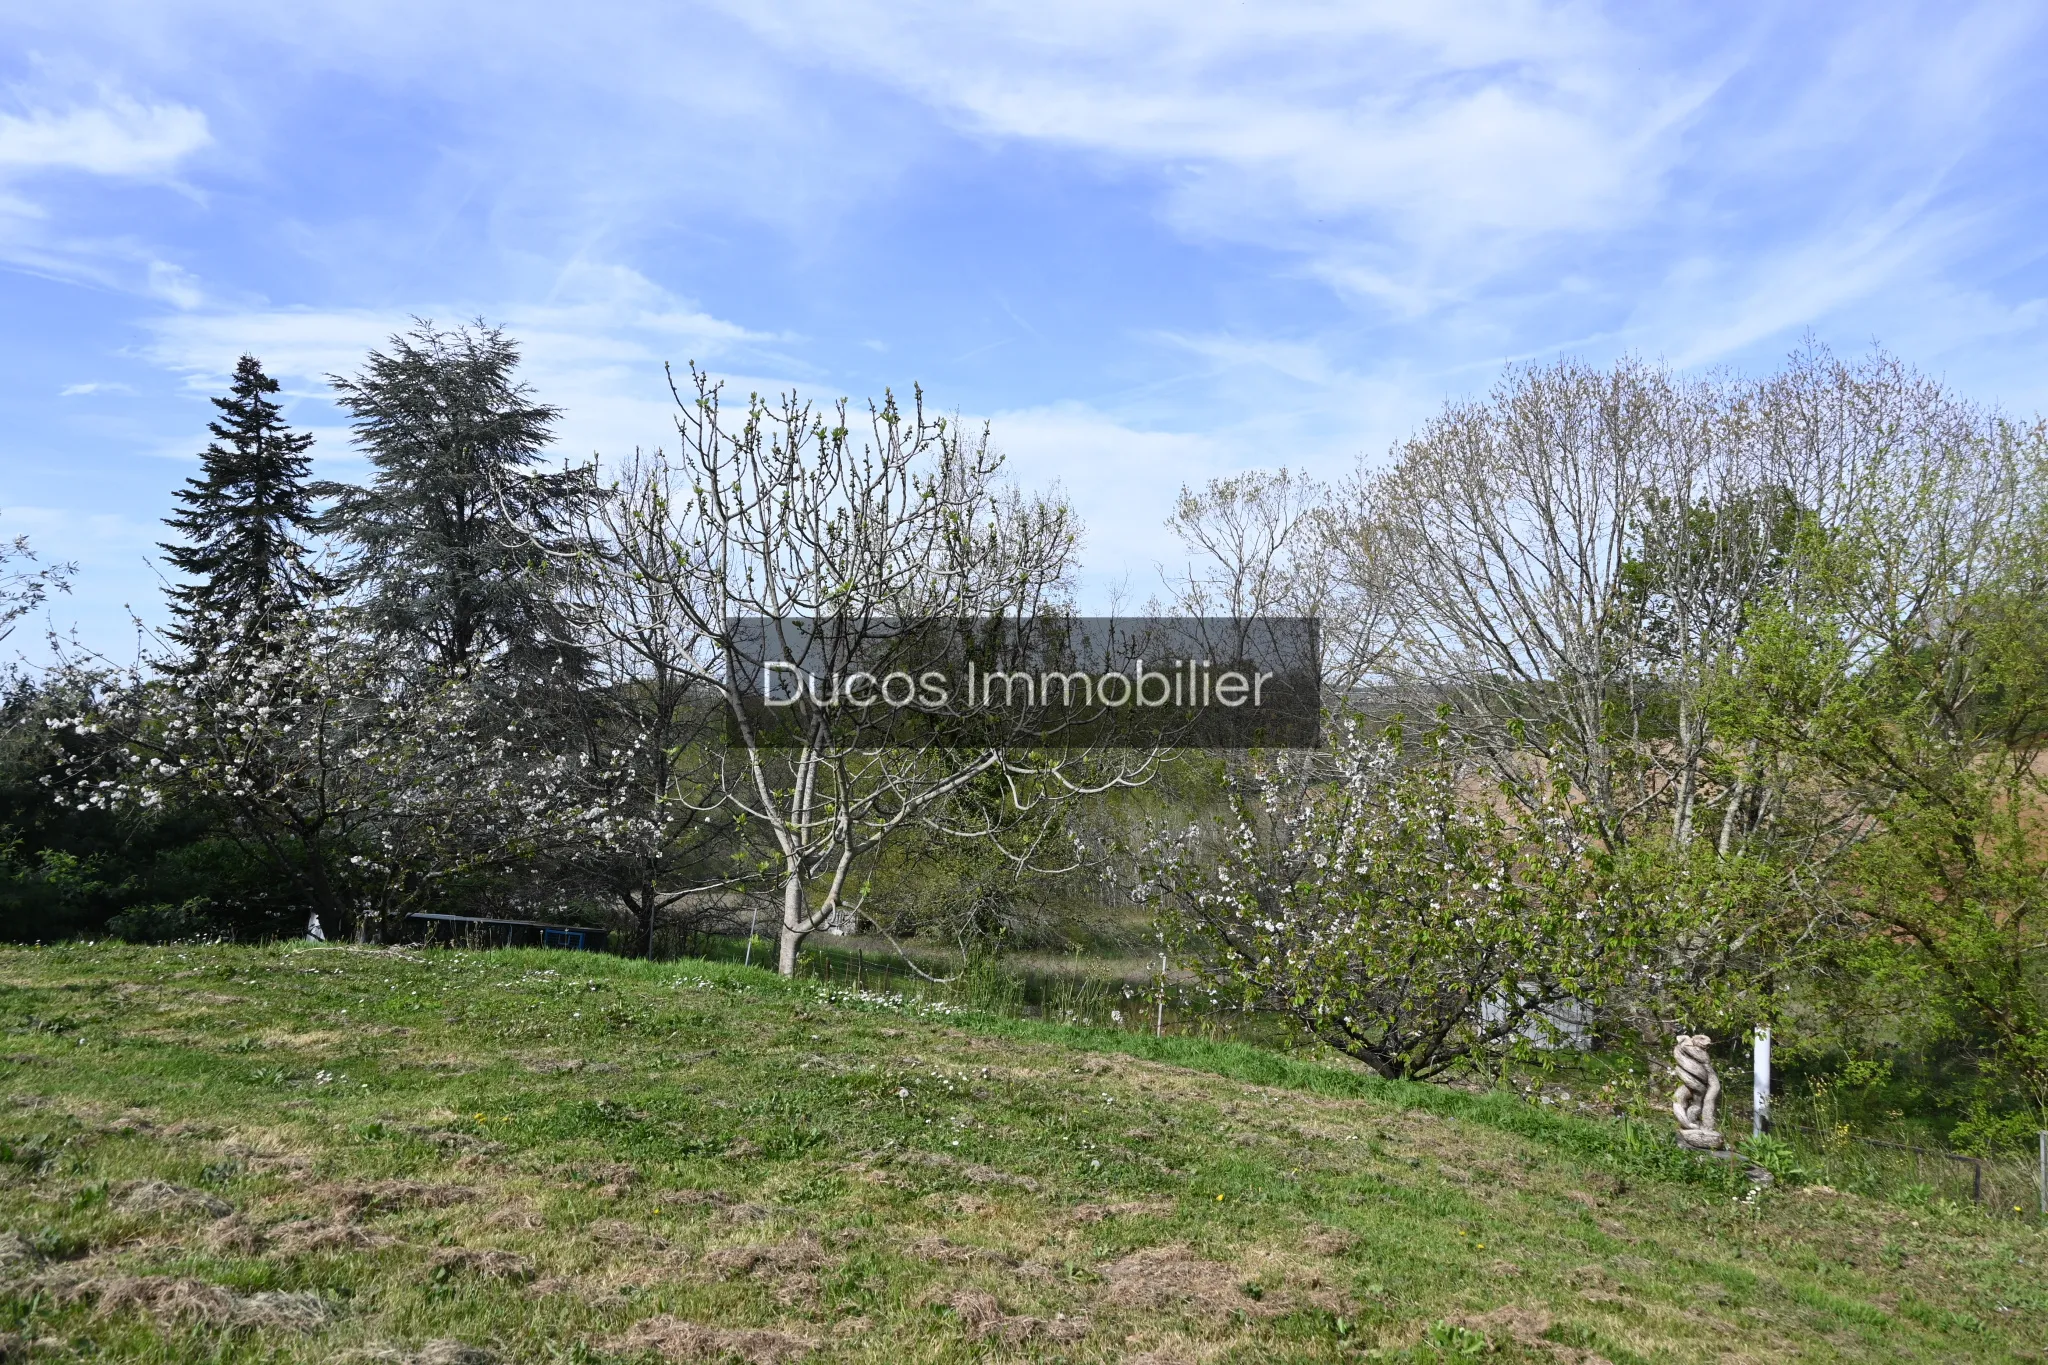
[4, 1, 2047, 658]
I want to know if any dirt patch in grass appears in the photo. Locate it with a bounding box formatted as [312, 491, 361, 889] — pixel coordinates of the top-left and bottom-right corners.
[905, 1235, 1015, 1266]
[276, 1218, 405, 1255]
[40, 1274, 329, 1331]
[586, 1219, 668, 1251]
[1067, 1199, 1175, 1224]
[608, 1315, 816, 1364]
[1100, 1245, 1270, 1319]
[884, 1149, 1041, 1191]
[221, 1129, 317, 1175]
[0, 1231, 40, 1271]
[255, 1029, 352, 1049]
[1449, 1306, 1611, 1364]
[650, 1189, 777, 1224]
[712, 1202, 775, 1225]
[653, 1188, 732, 1211]
[704, 1233, 828, 1278]
[338, 1341, 499, 1365]
[523, 1057, 618, 1075]
[203, 1210, 405, 1257]
[99, 1108, 166, 1135]
[481, 1203, 545, 1232]
[923, 1193, 994, 1217]
[112, 1180, 232, 1220]
[932, 1289, 1090, 1346]
[584, 1161, 639, 1197]
[413, 1054, 481, 1074]
[160, 1119, 223, 1140]
[1299, 1229, 1353, 1257]
[704, 1233, 831, 1307]
[199, 1216, 269, 1255]
[428, 1248, 536, 1281]
[418, 1131, 506, 1159]
[325, 1181, 480, 1217]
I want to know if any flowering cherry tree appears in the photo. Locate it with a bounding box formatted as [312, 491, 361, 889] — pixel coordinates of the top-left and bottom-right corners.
[57, 610, 617, 941]
[0, 525, 71, 647]
[560, 449, 745, 955]
[1144, 721, 1624, 1079]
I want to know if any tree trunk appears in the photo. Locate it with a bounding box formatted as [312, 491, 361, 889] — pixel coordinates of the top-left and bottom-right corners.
[778, 871, 807, 976]
[1672, 700, 1698, 845]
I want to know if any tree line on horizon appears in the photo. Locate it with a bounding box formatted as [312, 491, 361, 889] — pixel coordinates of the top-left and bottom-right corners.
[1, 326, 2044, 1146]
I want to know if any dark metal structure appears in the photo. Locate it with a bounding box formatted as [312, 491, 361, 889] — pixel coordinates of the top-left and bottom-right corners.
[403, 913, 609, 951]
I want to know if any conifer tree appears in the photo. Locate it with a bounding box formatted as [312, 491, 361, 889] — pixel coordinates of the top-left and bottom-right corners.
[161, 355, 323, 651]
[320, 320, 597, 678]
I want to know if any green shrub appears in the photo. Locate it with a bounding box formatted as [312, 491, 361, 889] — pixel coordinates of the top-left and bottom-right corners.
[106, 898, 218, 943]
[1738, 1132, 1807, 1185]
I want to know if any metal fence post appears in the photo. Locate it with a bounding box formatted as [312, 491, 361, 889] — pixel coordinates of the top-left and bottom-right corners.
[2038, 1131, 2046, 1217]
[1753, 1026, 1772, 1138]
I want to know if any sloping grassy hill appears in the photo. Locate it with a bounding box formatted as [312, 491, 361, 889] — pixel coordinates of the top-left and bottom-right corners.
[0, 944, 2041, 1364]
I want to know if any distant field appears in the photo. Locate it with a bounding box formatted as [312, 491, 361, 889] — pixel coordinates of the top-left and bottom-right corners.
[1, 944, 2042, 1363]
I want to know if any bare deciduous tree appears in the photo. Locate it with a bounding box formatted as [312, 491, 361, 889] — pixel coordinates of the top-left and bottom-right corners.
[1161, 467, 1394, 700]
[1361, 358, 1773, 850]
[616, 369, 1156, 976]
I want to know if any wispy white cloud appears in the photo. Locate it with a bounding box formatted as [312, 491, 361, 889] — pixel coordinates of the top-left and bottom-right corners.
[139, 262, 785, 477]
[720, 0, 2045, 356]
[6, 0, 919, 254]
[983, 341, 1434, 609]
[1647, 200, 1965, 370]
[141, 308, 403, 392]
[2, 503, 160, 559]
[12, 0, 2048, 658]
[987, 402, 1228, 604]
[0, 85, 213, 300]
[0, 91, 208, 177]
[721, 1, 1717, 289]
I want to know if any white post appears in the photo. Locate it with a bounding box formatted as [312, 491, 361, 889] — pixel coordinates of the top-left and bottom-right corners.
[1156, 953, 1166, 1038]
[1752, 1026, 1772, 1138]
[2038, 1131, 2045, 1217]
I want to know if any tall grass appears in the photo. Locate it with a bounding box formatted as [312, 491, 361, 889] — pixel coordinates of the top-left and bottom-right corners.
[1745, 1090, 2043, 1216]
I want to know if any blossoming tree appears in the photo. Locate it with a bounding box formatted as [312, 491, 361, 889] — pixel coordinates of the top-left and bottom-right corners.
[1145, 721, 1624, 1080]
[58, 611, 616, 942]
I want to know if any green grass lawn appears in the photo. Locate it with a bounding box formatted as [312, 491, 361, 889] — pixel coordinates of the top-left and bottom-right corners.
[1, 944, 2042, 1363]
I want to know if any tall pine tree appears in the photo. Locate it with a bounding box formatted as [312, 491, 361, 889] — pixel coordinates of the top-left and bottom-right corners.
[161, 355, 323, 651]
[320, 320, 597, 678]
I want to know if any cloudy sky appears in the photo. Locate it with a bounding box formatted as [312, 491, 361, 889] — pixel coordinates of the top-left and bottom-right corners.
[4, 1, 2046, 656]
